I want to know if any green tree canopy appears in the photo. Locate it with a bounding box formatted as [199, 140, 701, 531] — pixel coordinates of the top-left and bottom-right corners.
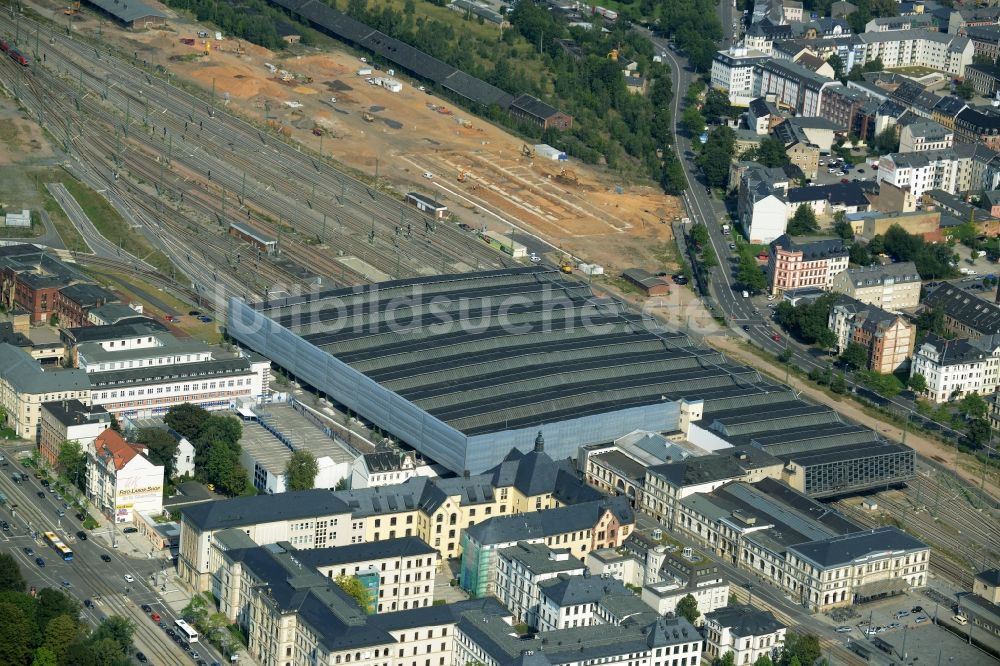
[959, 393, 988, 419]
[908, 373, 927, 394]
[689, 223, 710, 248]
[42, 614, 81, 664]
[675, 594, 700, 624]
[697, 126, 737, 189]
[736, 249, 767, 294]
[57, 441, 87, 490]
[164, 403, 210, 441]
[774, 294, 839, 348]
[0, 600, 34, 665]
[871, 127, 900, 154]
[787, 205, 818, 235]
[335, 575, 372, 613]
[0, 553, 26, 593]
[134, 427, 180, 479]
[286, 451, 320, 491]
[840, 342, 869, 370]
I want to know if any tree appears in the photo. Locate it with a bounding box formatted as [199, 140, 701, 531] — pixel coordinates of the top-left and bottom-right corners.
[36, 588, 80, 633]
[828, 53, 844, 81]
[682, 105, 706, 136]
[0, 553, 26, 593]
[840, 342, 869, 370]
[32, 646, 58, 666]
[0, 601, 34, 666]
[955, 79, 975, 100]
[203, 441, 246, 497]
[832, 211, 853, 240]
[714, 652, 736, 666]
[43, 614, 81, 664]
[89, 615, 135, 654]
[689, 223, 710, 248]
[57, 441, 87, 490]
[871, 127, 899, 155]
[849, 242, 872, 266]
[779, 633, 821, 666]
[109, 412, 122, 434]
[774, 293, 839, 348]
[757, 137, 788, 168]
[916, 306, 948, 337]
[701, 247, 719, 269]
[285, 451, 320, 491]
[959, 393, 988, 418]
[908, 373, 927, 394]
[164, 403, 210, 441]
[697, 126, 737, 189]
[134, 427, 180, 479]
[676, 594, 700, 624]
[736, 251, 767, 294]
[754, 656, 773, 666]
[702, 89, 732, 122]
[787, 205, 818, 235]
[967, 418, 991, 447]
[661, 155, 687, 195]
[335, 575, 372, 612]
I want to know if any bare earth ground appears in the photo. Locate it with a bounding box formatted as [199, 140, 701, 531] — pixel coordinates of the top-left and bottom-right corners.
[29, 0, 681, 272]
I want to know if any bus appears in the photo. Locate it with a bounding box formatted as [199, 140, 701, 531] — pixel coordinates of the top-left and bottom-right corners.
[42, 531, 74, 561]
[175, 619, 199, 644]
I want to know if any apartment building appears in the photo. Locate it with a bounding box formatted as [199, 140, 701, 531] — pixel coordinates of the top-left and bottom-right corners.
[210, 533, 510, 666]
[711, 48, 771, 106]
[350, 449, 435, 489]
[828, 296, 916, 373]
[638, 544, 730, 623]
[752, 59, 836, 116]
[454, 612, 702, 666]
[767, 235, 849, 296]
[38, 399, 111, 467]
[830, 262, 922, 310]
[293, 537, 438, 614]
[737, 163, 793, 244]
[899, 119, 954, 153]
[965, 25, 1000, 64]
[818, 84, 871, 132]
[459, 497, 634, 598]
[86, 429, 164, 524]
[494, 542, 585, 628]
[923, 283, 1000, 337]
[955, 107, 1000, 151]
[909, 334, 1000, 403]
[851, 30, 973, 77]
[640, 455, 749, 529]
[0, 343, 91, 440]
[967, 64, 1000, 98]
[703, 605, 786, 666]
[179, 441, 603, 591]
[536, 572, 651, 632]
[675, 479, 929, 612]
[878, 149, 963, 199]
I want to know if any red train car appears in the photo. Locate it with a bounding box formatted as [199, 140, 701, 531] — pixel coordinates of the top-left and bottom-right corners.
[0, 39, 9, 53]
[9, 49, 29, 66]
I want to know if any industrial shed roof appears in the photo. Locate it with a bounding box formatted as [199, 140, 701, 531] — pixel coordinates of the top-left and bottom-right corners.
[250, 267, 773, 437]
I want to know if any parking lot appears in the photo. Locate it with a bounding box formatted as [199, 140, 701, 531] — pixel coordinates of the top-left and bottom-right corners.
[810, 157, 876, 186]
[825, 591, 999, 665]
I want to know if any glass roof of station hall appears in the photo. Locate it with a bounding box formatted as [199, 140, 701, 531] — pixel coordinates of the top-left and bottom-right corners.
[251, 267, 788, 436]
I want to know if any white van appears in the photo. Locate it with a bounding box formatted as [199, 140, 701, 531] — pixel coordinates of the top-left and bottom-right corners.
[953, 615, 968, 626]
[741, 290, 749, 298]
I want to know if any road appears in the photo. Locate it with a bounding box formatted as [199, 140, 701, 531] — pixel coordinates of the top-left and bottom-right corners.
[0, 461, 228, 666]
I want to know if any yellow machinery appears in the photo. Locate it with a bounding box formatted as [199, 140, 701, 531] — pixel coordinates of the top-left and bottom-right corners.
[556, 168, 578, 185]
[608, 48, 619, 61]
[457, 172, 467, 182]
[362, 111, 375, 122]
[559, 256, 573, 274]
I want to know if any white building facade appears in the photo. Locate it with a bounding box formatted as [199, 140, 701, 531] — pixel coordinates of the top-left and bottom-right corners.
[86, 429, 164, 524]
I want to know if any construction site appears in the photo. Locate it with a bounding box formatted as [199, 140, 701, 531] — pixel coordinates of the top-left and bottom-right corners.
[36, 0, 681, 275]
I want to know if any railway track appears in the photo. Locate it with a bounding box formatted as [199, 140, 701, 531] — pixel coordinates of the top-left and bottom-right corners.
[0, 9, 508, 287]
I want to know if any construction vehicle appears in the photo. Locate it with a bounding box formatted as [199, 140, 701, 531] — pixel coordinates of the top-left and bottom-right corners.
[556, 168, 578, 185]
[362, 111, 375, 122]
[312, 127, 325, 136]
[457, 172, 467, 182]
[559, 256, 574, 274]
[521, 144, 535, 158]
[64, 1, 79, 15]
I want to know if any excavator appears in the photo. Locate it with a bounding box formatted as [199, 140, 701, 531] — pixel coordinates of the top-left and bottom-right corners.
[559, 256, 574, 274]
[555, 168, 578, 185]
[521, 144, 535, 159]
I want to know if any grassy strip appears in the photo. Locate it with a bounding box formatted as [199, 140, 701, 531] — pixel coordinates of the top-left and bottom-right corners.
[28, 168, 91, 252]
[52, 168, 177, 275]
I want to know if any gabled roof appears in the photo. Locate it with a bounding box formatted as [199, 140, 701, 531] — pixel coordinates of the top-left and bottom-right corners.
[769, 235, 849, 260]
[464, 497, 634, 547]
[83, 0, 166, 21]
[646, 454, 746, 488]
[181, 489, 352, 531]
[0, 344, 90, 394]
[785, 182, 872, 208]
[510, 94, 562, 121]
[94, 430, 146, 471]
[924, 283, 1000, 335]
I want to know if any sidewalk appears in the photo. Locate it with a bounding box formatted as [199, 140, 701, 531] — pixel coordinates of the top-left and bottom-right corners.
[707, 335, 1000, 500]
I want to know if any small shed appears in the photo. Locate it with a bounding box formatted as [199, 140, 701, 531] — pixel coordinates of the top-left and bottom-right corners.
[2, 209, 30, 227]
[622, 268, 670, 296]
[534, 144, 568, 161]
[405, 192, 448, 219]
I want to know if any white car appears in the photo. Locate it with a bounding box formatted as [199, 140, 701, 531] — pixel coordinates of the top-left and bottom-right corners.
[123, 574, 134, 583]
[529, 253, 542, 263]
[422, 172, 434, 179]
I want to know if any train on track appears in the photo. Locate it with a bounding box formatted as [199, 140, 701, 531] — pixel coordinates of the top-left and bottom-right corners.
[0, 39, 30, 66]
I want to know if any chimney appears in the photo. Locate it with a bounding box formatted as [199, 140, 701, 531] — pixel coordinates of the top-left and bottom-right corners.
[534, 430, 545, 453]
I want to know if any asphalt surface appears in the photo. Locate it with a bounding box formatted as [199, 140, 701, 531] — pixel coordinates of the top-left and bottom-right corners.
[0, 460, 228, 666]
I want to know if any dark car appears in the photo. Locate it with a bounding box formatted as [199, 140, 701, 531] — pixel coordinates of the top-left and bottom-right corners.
[840, 178, 850, 184]
[76, 531, 88, 540]
[84, 599, 93, 608]
[37, 491, 46, 498]
[1, 521, 9, 531]
[23, 547, 33, 556]
[75, 512, 86, 521]
[101, 554, 112, 562]
[188, 310, 202, 316]
[123, 527, 139, 534]
[141, 604, 153, 614]
[40, 479, 49, 487]
[166, 629, 177, 639]
[136, 652, 148, 663]
[35, 557, 45, 567]
[457, 223, 473, 232]
[742, 325, 751, 332]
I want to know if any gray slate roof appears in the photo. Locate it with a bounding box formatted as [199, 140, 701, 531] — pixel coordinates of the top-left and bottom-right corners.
[704, 604, 785, 637]
[788, 526, 927, 568]
[464, 497, 634, 547]
[83, 0, 166, 21]
[924, 284, 1000, 336]
[0, 343, 90, 394]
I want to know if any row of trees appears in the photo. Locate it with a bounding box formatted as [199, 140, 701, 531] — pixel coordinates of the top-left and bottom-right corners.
[0, 553, 136, 665]
[161, 0, 284, 48]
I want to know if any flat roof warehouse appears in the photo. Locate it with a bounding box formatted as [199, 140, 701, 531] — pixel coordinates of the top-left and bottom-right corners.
[228, 267, 781, 474]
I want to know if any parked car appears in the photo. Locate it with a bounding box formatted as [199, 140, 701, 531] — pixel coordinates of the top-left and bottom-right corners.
[101, 554, 112, 562]
[123, 527, 139, 534]
[84, 599, 93, 608]
[35, 557, 45, 567]
[151, 612, 161, 622]
[123, 574, 135, 583]
[37, 491, 46, 498]
[76, 531, 87, 540]
[141, 604, 153, 614]
[23, 547, 33, 556]
[189, 310, 201, 316]
[136, 652, 148, 663]
[835, 626, 852, 633]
